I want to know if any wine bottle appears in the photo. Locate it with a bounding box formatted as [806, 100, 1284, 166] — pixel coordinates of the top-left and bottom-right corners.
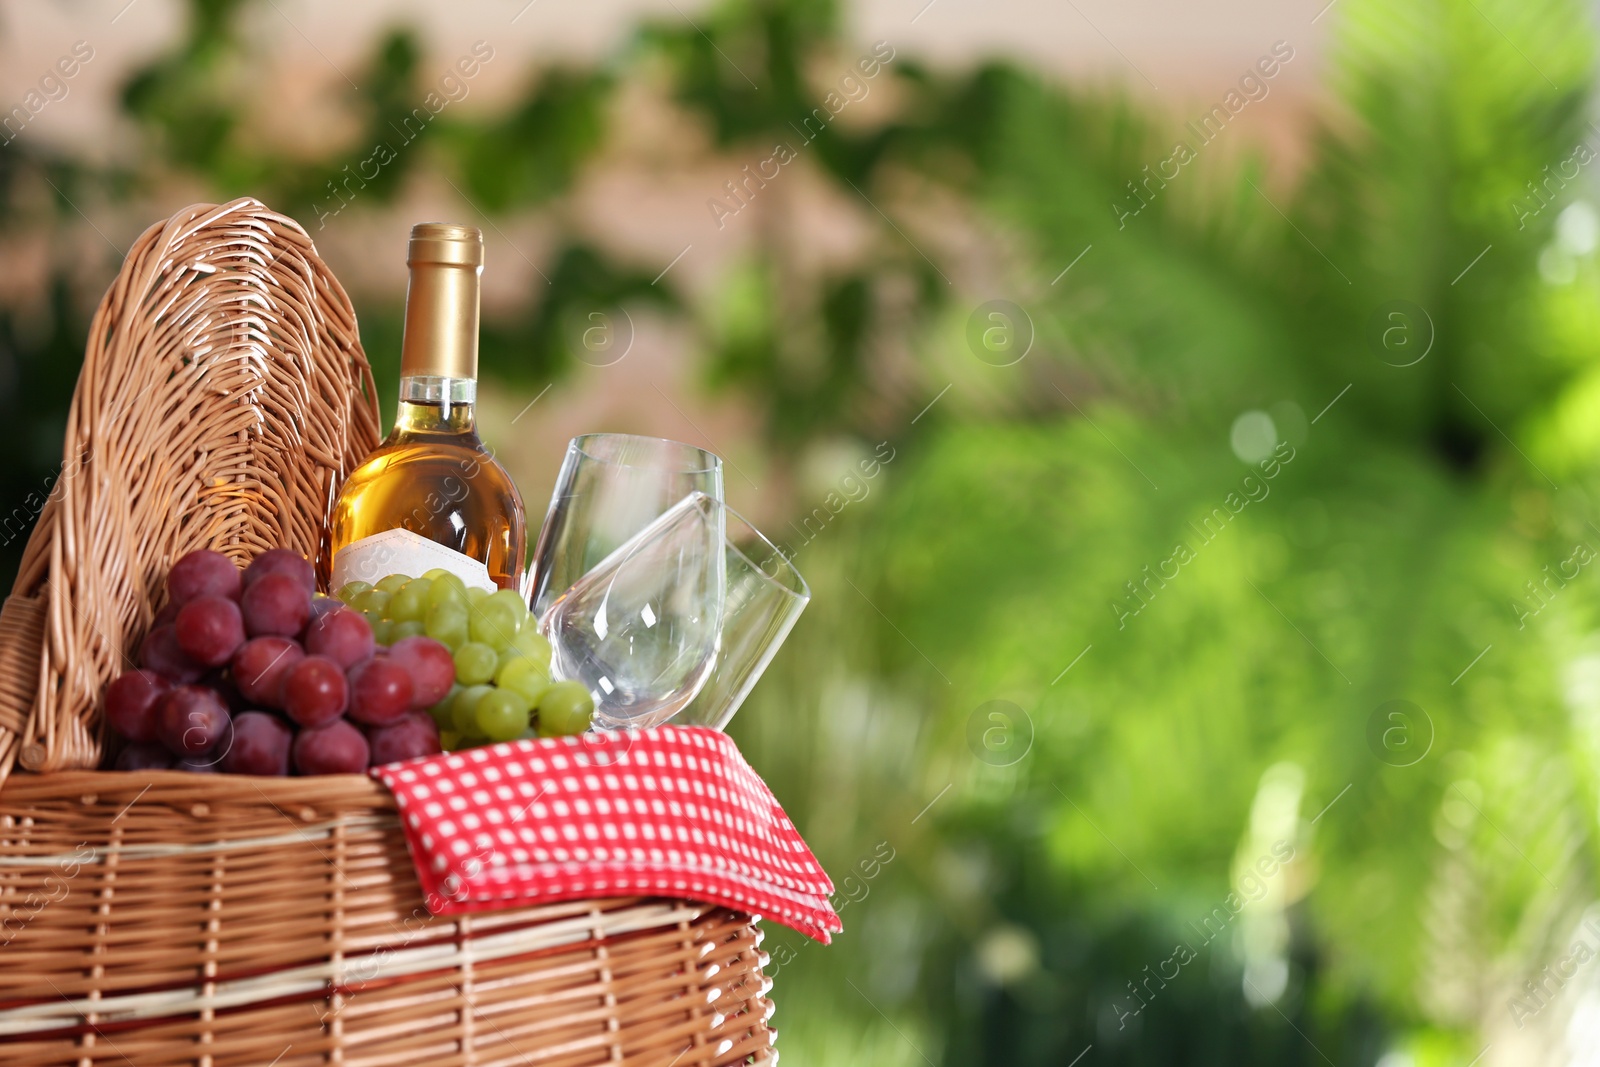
[328, 223, 526, 593]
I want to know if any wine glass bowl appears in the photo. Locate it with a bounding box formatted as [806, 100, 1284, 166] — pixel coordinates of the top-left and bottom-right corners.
[528, 434, 723, 616]
[670, 504, 810, 732]
[539, 491, 727, 730]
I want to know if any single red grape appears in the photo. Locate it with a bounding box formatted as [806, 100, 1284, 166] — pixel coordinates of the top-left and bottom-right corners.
[368, 712, 442, 765]
[293, 718, 370, 775]
[230, 637, 304, 707]
[387, 636, 455, 708]
[347, 657, 415, 726]
[174, 595, 246, 667]
[155, 686, 231, 757]
[139, 625, 205, 683]
[116, 742, 175, 771]
[104, 669, 170, 743]
[244, 548, 315, 593]
[280, 655, 348, 726]
[304, 608, 375, 670]
[241, 572, 312, 638]
[168, 549, 242, 605]
[222, 711, 294, 776]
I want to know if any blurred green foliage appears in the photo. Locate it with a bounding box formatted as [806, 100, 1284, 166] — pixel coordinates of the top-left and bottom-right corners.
[2, 0, 1598, 1062]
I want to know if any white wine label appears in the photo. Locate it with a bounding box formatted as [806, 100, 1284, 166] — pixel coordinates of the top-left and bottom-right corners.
[331, 529, 497, 592]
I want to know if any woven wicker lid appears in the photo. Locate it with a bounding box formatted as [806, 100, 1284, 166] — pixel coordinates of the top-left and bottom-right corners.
[0, 197, 382, 780]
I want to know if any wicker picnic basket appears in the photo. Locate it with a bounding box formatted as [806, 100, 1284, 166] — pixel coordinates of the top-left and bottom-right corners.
[0, 199, 775, 1065]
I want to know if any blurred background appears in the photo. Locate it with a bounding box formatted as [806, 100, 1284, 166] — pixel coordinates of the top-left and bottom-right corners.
[1, 0, 1595, 1063]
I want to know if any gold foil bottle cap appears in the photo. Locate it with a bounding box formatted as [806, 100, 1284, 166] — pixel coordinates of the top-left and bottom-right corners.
[400, 223, 483, 380]
[408, 223, 484, 267]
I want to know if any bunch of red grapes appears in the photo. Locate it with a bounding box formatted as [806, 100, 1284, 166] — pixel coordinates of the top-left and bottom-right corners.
[105, 548, 453, 775]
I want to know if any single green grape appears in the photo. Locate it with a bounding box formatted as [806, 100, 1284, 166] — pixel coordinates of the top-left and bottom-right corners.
[389, 578, 432, 622]
[496, 654, 548, 693]
[370, 618, 395, 645]
[466, 586, 490, 606]
[537, 681, 595, 737]
[427, 684, 462, 728]
[488, 588, 530, 629]
[454, 641, 498, 685]
[425, 601, 470, 649]
[392, 619, 426, 641]
[422, 568, 451, 580]
[475, 687, 531, 742]
[511, 629, 553, 669]
[451, 684, 494, 736]
[376, 573, 411, 595]
[469, 600, 520, 648]
[350, 589, 392, 617]
[426, 572, 469, 610]
[336, 580, 372, 604]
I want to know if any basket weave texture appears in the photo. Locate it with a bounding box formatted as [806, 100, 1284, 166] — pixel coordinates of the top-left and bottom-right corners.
[0, 772, 773, 1066]
[0, 200, 775, 1065]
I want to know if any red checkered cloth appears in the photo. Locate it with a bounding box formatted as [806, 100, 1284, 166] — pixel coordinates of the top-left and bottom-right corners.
[369, 725, 842, 943]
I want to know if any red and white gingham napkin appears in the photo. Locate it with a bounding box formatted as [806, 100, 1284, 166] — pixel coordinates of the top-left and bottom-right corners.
[369, 725, 842, 943]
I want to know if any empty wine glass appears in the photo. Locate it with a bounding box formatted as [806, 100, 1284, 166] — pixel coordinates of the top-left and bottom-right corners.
[528, 434, 723, 616]
[670, 507, 809, 731]
[540, 491, 727, 730]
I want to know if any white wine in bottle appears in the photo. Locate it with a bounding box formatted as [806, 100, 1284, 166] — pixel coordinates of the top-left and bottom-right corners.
[328, 223, 526, 592]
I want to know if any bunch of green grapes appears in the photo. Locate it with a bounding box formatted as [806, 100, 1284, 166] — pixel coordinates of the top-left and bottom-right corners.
[334, 570, 593, 748]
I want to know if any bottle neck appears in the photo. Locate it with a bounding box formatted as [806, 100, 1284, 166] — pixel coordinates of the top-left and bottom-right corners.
[399, 257, 481, 381]
[394, 376, 477, 435]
